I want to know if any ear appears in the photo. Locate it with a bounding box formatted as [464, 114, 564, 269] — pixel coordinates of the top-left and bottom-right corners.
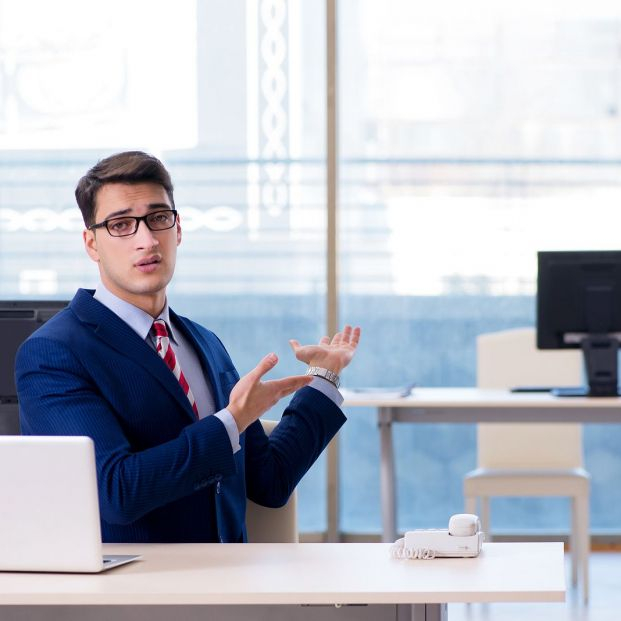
[83, 229, 100, 263]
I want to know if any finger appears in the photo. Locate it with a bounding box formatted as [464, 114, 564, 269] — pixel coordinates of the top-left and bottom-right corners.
[334, 325, 352, 346]
[290, 340, 312, 362]
[319, 336, 330, 345]
[247, 353, 279, 381]
[331, 331, 343, 346]
[334, 325, 359, 347]
[267, 375, 313, 397]
[349, 326, 361, 347]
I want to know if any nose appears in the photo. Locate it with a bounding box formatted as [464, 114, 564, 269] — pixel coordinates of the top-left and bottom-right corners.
[133, 219, 159, 249]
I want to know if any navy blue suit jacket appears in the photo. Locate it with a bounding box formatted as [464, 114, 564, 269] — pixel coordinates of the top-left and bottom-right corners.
[15, 289, 346, 543]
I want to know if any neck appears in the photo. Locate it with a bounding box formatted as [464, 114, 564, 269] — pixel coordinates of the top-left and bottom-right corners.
[131, 295, 166, 319]
[99, 281, 166, 318]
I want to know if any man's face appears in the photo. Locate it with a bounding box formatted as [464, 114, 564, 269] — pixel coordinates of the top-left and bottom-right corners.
[83, 182, 182, 315]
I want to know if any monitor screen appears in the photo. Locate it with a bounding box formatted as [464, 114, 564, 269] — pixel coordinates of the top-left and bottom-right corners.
[0, 300, 68, 403]
[537, 250, 621, 396]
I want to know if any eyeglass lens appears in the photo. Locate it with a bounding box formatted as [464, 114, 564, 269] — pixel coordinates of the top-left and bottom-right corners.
[106, 211, 176, 236]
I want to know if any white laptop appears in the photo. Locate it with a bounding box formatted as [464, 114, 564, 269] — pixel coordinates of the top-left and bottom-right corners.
[0, 435, 141, 572]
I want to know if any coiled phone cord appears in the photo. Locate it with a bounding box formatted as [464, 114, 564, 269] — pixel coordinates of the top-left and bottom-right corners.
[390, 538, 437, 560]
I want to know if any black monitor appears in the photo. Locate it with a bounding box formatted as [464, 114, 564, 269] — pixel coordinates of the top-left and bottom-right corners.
[537, 250, 621, 397]
[0, 300, 68, 404]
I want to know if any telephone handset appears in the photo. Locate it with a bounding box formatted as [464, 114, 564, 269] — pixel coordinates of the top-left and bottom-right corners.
[390, 514, 484, 560]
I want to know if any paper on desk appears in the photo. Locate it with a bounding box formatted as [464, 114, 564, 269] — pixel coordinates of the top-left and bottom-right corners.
[346, 383, 415, 399]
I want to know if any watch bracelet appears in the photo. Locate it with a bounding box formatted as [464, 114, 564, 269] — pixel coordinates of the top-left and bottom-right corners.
[305, 366, 340, 388]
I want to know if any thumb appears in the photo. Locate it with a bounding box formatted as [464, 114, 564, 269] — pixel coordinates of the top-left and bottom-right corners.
[248, 352, 279, 381]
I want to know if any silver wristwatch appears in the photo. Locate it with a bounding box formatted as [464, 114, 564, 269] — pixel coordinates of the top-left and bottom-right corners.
[306, 366, 340, 389]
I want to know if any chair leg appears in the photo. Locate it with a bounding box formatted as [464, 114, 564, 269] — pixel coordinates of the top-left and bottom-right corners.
[570, 497, 578, 588]
[480, 497, 491, 541]
[576, 495, 590, 604]
[464, 495, 477, 516]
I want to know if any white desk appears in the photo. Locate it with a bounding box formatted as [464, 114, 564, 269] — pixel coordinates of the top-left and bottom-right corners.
[343, 387, 621, 542]
[0, 542, 564, 621]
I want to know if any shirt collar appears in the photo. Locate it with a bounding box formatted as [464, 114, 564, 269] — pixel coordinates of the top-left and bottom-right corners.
[93, 281, 177, 343]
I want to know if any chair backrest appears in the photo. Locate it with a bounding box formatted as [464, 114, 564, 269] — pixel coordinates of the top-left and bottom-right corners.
[245, 419, 299, 543]
[477, 327, 584, 469]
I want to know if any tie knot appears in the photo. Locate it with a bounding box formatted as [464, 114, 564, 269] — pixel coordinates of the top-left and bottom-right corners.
[152, 319, 169, 338]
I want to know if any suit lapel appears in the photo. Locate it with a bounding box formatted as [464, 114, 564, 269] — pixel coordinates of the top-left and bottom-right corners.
[70, 289, 197, 422]
[170, 310, 226, 411]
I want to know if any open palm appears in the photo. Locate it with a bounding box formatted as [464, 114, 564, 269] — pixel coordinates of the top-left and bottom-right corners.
[289, 325, 361, 374]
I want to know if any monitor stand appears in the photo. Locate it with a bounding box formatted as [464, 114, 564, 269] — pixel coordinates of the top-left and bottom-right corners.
[554, 334, 620, 397]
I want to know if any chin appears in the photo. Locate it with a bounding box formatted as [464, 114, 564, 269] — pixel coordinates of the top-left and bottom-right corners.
[127, 274, 172, 296]
[139, 279, 171, 295]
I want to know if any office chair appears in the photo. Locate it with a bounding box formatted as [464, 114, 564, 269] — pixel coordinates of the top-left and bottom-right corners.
[245, 418, 299, 543]
[463, 327, 590, 602]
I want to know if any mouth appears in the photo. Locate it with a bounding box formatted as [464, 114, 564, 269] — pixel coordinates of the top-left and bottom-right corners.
[135, 256, 161, 267]
[135, 256, 162, 272]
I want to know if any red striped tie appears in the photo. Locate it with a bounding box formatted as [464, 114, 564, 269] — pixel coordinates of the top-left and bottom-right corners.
[152, 319, 199, 418]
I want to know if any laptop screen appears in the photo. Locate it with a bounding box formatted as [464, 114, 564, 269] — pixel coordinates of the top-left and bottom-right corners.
[0, 435, 107, 572]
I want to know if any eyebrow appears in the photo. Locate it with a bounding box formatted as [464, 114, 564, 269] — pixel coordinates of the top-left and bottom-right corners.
[104, 203, 172, 220]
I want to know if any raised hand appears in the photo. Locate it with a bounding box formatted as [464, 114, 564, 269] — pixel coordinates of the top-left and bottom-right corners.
[227, 353, 312, 433]
[289, 325, 361, 374]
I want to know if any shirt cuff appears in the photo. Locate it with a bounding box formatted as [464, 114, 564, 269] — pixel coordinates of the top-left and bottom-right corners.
[308, 377, 344, 407]
[214, 409, 241, 453]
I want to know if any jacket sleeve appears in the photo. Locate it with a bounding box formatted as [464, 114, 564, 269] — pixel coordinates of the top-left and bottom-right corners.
[243, 386, 347, 508]
[16, 336, 237, 525]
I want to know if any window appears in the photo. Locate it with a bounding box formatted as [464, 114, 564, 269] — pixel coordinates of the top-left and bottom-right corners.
[0, 0, 329, 532]
[2, 0, 621, 537]
[339, 0, 621, 533]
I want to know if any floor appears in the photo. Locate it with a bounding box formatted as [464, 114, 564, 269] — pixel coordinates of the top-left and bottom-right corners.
[449, 552, 620, 621]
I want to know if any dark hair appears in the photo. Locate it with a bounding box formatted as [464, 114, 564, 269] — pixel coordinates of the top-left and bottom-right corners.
[75, 151, 175, 227]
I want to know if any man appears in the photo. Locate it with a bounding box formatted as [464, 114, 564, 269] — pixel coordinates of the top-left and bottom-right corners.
[15, 151, 360, 543]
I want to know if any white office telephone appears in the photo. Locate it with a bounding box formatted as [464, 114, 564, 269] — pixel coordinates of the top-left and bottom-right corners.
[390, 514, 484, 560]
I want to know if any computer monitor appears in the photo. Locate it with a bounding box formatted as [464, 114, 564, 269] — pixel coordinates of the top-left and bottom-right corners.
[537, 250, 621, 397]
[0, 300, 68, 404]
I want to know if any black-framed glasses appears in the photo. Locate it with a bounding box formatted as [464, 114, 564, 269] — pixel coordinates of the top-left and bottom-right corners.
[88, 209, 178, 237]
